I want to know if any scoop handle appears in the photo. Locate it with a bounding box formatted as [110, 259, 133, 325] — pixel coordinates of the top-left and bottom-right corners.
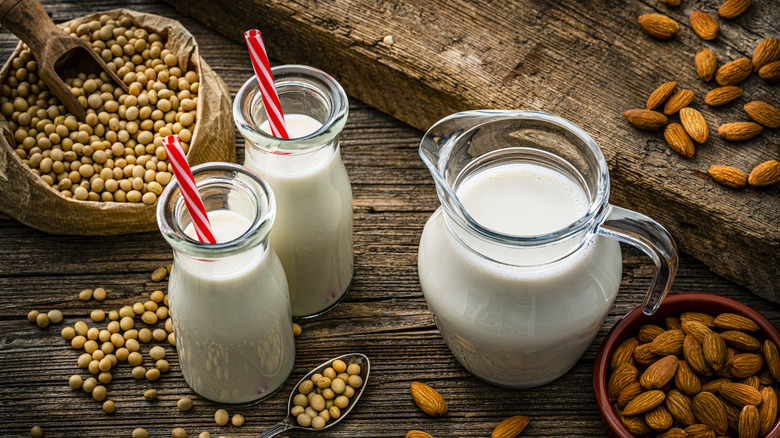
[0, 0, 62, 58]
[597, 204, 679, 315]
[256, 417, 295, 438]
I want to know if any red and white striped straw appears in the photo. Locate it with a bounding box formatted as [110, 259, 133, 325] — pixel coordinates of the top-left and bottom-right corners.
[162, 135, 217, 244]
[244, 29, 289, 139]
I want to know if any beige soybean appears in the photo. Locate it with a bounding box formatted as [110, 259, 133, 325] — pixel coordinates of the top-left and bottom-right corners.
[231, 414, 244, 427]
[131, 366, 146, 379]
[69, 374, 83, 389]
[30, 426, 43, 438]
[47, 309, 63, 324]
[172, 428, 187, 438]
[144, 388, 157, 400]
[214, 409, 229, 426]
[132, 428, 149, 438]
[36, 313, 49, 328]
[177, 397, 193, 412]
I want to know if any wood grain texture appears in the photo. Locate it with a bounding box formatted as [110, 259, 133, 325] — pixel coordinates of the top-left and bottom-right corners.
[161, 0, 780, 303]
[1, 1, 779, 437]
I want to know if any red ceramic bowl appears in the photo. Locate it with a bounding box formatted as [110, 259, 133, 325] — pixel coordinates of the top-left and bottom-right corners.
[594, 293, 780, 438]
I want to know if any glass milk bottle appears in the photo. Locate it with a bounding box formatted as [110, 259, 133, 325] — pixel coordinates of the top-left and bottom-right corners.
[157, 162, 295, 403]
[234, 65, 353, 318]
[418, 111, 678, 388]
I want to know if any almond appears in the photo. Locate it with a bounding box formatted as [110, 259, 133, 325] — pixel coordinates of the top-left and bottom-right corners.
[659, 0, 681, 6]
[720, 331, 761, 351]
[763, 340, 780, 381]
[639, 324, 667, 344]
[684, 423, 716, 438]
[623, 109, 668, 130]
[759, 386, 777, 435]
[692, 391, 729, 435]
[703, 332, 728, 371]
[718, 0, 751, 19]
[645, 404, 674, 431]
[675, 360, 702, 395]
[624, 390, 667, 416]
[739, 375, 760, 390]
[718, 122, 763, 141]
[715, 58, 753, 86]
[704, 86, 743, 106]
[620, 412, 653, 435]
[666, 389, 697, 427]
[739, 405, 759, 438]
[638, 14, 679, 39]
[682, 320, 714, 343]
[756, 368, 774, 385]
[695, 49, 718, 82]
[609, 363, 639, 402]
[664, 123, 696, 158]
[748, 160, 780, 187]
[666, 316, 683, 331]
[635, 343, 663, 368]
[714, 313, 759, 332]
[684, 335, 714, 376]
[406, 431, 434, 438]
[679, 108, 708, 143]
[729, 353, 764, 378]
[723, 397, 742, 433]
[759, 60, 780, 83]
[652, 330, 686, 356]
[720, 382, 762, 407]
[641, 355, 680, 390]
[658, 428, 687, 438]
[410, 381, 448, 417]
[689, 11, 719, 40]
[647, 81, 678, 110]
[744, 101, 780, 128]
[700, 378, 731, 394]
[708, 165, 748, 189]
[681, 312, 717, 328]
[491, 415, 529, 438]
[752, 37, 780, 71]
[611, 337, 639, 370]
[664, 89, 695, 115]
[617, 382, 645, 408]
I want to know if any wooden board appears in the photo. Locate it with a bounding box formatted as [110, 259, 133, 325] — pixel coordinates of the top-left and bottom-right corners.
[1, 1, 780, 437]
[161, 0, 780, 303]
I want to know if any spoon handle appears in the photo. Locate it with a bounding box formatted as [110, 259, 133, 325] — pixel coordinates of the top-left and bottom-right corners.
[257, 417, 295, 438]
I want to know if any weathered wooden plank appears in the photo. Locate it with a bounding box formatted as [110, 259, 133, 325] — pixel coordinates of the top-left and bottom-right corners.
[161, 0, 780, 303]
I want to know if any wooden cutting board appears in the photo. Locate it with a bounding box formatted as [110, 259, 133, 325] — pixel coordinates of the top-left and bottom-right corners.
[163, 0, 780, 303]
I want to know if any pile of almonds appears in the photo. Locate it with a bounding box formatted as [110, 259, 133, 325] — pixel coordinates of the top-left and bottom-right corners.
[628, 1, 779, 190]
[407, 381, 529, 438]
[607, 311, 780, 437]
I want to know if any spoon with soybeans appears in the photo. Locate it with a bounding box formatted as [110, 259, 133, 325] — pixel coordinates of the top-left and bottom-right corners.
[0, 0, 128, 121]
[257, 353, 370, 437]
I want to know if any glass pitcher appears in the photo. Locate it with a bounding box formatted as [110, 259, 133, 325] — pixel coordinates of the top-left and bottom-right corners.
[417, 110, 678, 388]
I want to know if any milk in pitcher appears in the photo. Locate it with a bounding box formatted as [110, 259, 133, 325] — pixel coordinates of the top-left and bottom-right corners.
[418, 162, 623, 387]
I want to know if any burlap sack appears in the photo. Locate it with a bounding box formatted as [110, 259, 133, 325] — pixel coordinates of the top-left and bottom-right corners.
[0, 9, 235, 235]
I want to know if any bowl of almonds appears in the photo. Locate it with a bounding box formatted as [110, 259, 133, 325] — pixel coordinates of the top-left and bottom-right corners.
[594, 293, 780, 438]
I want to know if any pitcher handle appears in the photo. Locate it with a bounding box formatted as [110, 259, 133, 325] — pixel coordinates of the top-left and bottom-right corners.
[597, 205, 679, 315]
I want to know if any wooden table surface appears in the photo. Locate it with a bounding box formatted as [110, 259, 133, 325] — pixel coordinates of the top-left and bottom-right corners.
[0, 1, 778, 437]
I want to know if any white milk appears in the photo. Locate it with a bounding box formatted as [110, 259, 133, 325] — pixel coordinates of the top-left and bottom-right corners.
[418, 163, 622, 387]
[169, 210, 295, 403]
[245, 114, 353, 317]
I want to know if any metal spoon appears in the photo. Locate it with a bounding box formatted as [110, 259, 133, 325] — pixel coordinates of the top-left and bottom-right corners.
[258, 353, 370, 437]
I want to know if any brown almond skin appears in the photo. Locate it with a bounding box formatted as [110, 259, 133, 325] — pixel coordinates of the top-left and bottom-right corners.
[715, 58, 753, 86]
[720, 382, 762, 407]
[624, 390, 667, 416]
[683, 423, 716, 438]
[708, 165, 748, 189]
[718, 0, 751, 19]
[681, 312, 716, 328]
[729, 353, 764, 378]
[609, 363, 639, 402]
[659, 0, 681, 6]
[763, 340, 780, 381]
[739, 405, 760, 438]
[684, 334, 714, 376]
[696, 49, 718, 82]
[703, 332, 727, 371]
[718, 122, 763, 141]
[638, 14, 679, 39]
[666, 389, 697, 427]
[410, 381, 448, 417]
[658, 428, 688, 438]
[651, 330, 686, 356]
[692, 392, 728, 435]
[406, 432, 434, 438]
[720, 331, 761, 351]
[704, 86, 742, 107]
[689, 11, 719, 40]
[744, 101, 780, 128]
[641, 355, 679, 390]
[752, 37, 780, 72]
[682, 320, 713, 343]
[679, 108, 708, 143]
[623, 109, 668, 130]
[664, 123, 695, 158]
[647, 81, 678, 110]
[617, 382, 644, 408]
[759, 386, 777, 436]
[491, 415, 529, 438]
[759, 60, 780, 83]
[611, 337, 638, 370]
[638, 324, 667, 344]
[748, 160, 780, 187]
[674, 360, 702, 396]
[714, 313, 759, 332]
[664, 89, 694, 115]
[645, 405, 674, 431]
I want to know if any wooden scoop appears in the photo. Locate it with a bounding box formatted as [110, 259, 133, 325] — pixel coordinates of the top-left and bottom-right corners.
[0, 0, 128, 121]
